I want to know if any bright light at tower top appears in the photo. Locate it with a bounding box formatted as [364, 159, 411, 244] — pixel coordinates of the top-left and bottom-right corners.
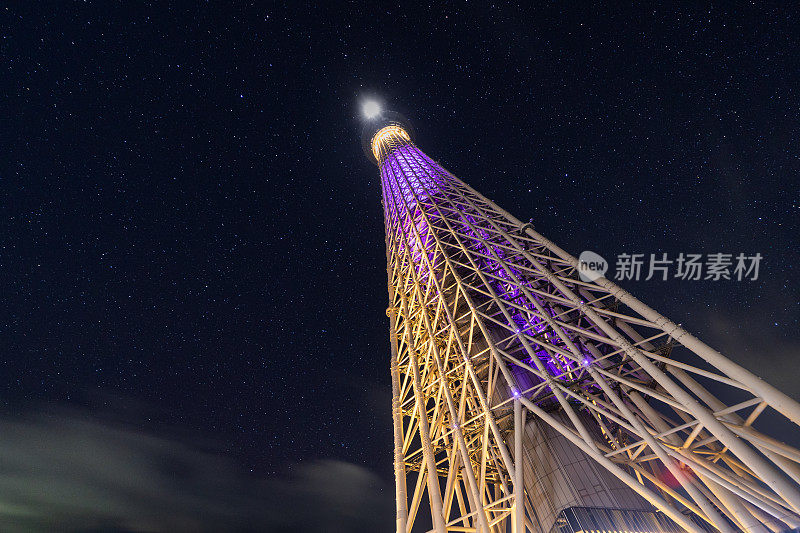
[362, 100, 381, 119]
[359, 109, 414, 164]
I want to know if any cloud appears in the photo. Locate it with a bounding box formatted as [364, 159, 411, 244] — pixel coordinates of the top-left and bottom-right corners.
[703, 309, 800, 402]
[0, 408, 393, 532]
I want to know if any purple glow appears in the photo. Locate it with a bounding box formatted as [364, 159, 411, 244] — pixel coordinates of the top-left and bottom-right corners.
[381, 136, 598, 404]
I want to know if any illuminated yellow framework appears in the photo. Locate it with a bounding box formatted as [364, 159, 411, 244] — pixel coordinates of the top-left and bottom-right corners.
[372, 122, 800, 533]
[373, 125, 412, 160]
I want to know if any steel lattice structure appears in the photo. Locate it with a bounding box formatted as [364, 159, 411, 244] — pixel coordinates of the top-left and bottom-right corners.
[366, 114, 800, 533]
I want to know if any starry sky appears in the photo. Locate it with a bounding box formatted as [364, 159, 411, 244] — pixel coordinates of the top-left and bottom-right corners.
[3, 2, 799, 531]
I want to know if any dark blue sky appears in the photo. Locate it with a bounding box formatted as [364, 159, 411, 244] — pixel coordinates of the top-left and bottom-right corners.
[2, 2, 798, 530]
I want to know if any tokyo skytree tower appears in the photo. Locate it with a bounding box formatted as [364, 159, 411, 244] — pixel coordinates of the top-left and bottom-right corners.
[363, 108, 800, 533]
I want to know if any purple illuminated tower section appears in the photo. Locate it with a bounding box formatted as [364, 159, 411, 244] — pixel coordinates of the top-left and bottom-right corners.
[365, 112, 800, 533]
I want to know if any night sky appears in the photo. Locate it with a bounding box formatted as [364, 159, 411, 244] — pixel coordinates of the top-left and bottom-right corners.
[3, 3, 799, 531]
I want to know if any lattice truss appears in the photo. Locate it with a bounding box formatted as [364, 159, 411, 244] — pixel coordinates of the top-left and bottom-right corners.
[377, 130, 800, 533]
